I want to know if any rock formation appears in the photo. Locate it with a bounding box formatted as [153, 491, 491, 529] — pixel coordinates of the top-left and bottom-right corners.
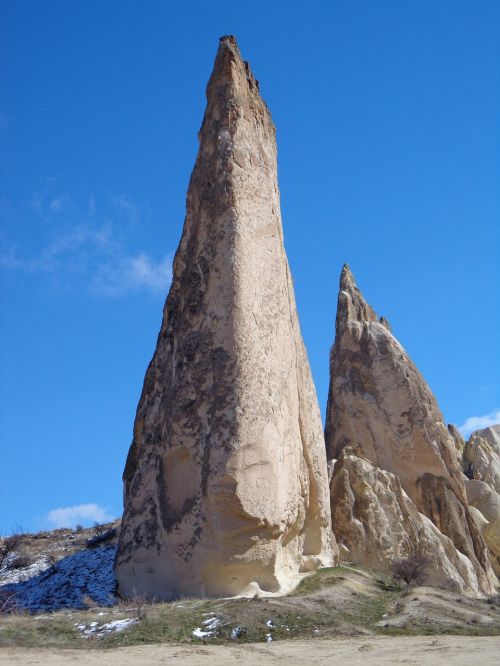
[448, 423, 466, 461]
[115, 36, 335, 600]
[331, 449, 483, 593]
[462, 425, 500, 576]
[325, 265, 497, 595]
[463, 425, 500, 493]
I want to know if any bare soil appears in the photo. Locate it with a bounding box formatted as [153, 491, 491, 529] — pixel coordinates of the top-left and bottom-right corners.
[1, 635, 499, 665]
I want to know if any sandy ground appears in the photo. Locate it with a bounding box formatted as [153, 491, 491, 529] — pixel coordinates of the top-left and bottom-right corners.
[1, 636, 499, 665]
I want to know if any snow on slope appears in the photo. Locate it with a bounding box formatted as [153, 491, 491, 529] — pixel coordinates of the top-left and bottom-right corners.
[0, 546, 117, 612]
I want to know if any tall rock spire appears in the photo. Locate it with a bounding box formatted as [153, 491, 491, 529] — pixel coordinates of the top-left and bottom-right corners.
[326, 266, 497, 595]
[115, 36, 336, 600]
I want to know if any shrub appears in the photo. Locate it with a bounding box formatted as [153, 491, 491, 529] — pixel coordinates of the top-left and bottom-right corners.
[9, 554, 34, 569]
[0, 590, 18, 614]
[487, 593, 500, 606]
[0, 534, 22, 568]
[391, 553, 430, 587]
[93, 522, 105, 536]
[86, 527, 116, 548]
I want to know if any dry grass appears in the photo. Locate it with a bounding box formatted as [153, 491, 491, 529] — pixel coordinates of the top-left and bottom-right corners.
[1, 563, 499, 649]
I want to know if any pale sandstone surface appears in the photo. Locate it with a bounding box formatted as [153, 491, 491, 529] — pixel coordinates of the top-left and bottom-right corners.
[2, 637, 500, 666]
[448, 423, 466, 461]
[465, 480, 500, 576]
[115, 36, 335, 600]
[325, 265, 497, 595]
[330, 449, 482, 593]
[463, 425, 500, 493]
[461, 426, 500, 576]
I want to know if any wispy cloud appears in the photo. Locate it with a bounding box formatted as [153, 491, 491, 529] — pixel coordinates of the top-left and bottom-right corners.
[110, 194, 140, 224]
[45, 503, 113, 529]
[1, 190, 172, 297]
[458, 408, 500, 438]
[91, 251, 172, 296]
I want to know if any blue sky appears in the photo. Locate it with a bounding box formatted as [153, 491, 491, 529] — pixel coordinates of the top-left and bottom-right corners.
[1, 0, 498, 534]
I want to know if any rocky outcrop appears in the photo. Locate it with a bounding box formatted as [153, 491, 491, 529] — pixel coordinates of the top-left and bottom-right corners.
[448, 424, 466, 462]
[465, 480, 500, 577]
[330, 449, 482, 593]
[115, 36, 335, 600]
[462, 426, 500, 577]
[326, 265, 497, 595]
[463, 426, 500, 493]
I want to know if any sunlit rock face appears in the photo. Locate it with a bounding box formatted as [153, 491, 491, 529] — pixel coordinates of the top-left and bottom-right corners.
[115, 36, 336, 600]
[463, 425, 500, 576]
[330, 449, 485, 595]
[463, 426, 500, 494]
[325, 265, 497, 596]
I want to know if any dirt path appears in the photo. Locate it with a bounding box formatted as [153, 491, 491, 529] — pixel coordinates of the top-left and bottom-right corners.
[1, 635, 499, 665]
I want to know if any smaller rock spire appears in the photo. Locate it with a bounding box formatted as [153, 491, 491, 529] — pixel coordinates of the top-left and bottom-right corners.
[325, 264, 498, 596]
[336, 265, 378, 332]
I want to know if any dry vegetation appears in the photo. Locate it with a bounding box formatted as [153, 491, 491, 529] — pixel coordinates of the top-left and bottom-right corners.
[1, 527, 499, 649]
[1, 560, 499, 649]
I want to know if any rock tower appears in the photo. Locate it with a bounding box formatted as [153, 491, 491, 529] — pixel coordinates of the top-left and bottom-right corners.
[115, 36, 335, 600]
[326, 265, 497, 595]
[462, 426, 500, 576]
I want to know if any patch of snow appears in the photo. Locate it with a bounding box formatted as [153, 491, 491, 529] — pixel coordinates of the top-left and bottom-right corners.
[192, 627, 213, 638]
[231, 627, 242, 639]
[0, 546, 117, 613]
[98, 618, 138, 634]
[75, 617, 138, 638]
[202, 616, 222, 630]
[0, 553, 54, 585]
[192, 616, 223, 639]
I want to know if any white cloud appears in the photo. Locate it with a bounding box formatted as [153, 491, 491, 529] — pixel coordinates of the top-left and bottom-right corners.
[91, 252, 172, 296]
[458, 408, 500, 438]
[1, 213, 172, 297]
[46, 503, 113, 529]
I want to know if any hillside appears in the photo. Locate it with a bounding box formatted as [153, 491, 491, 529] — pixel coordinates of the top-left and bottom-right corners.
[1, 524, 499, 651]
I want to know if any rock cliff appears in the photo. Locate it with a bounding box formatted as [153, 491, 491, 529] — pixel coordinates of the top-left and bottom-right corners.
[463, 425, 500, 493]
[325, 265, 497, 595]
[115, 36, 335, 600]
[330, 449, 484, 593]
[462, 425, 500, 576]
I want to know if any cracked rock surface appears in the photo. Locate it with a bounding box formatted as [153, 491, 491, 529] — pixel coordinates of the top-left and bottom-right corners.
[326, 265, 497, 596]
[115, 36, 335, 600]
[462, 425, 500, 576]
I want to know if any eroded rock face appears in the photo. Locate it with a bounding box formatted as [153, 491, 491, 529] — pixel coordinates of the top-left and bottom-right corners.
[448, 424, 466, 462]
[325, 265, 497, 595]
[114, 36, 335, 600]
[462, 426, 500, 577]
[330, 450, 483, 594]
[463, 426, 500, 493]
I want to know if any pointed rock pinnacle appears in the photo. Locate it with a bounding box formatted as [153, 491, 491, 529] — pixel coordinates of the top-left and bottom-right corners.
[115, 37, 336, 601]
[325, 265, 497, 596]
